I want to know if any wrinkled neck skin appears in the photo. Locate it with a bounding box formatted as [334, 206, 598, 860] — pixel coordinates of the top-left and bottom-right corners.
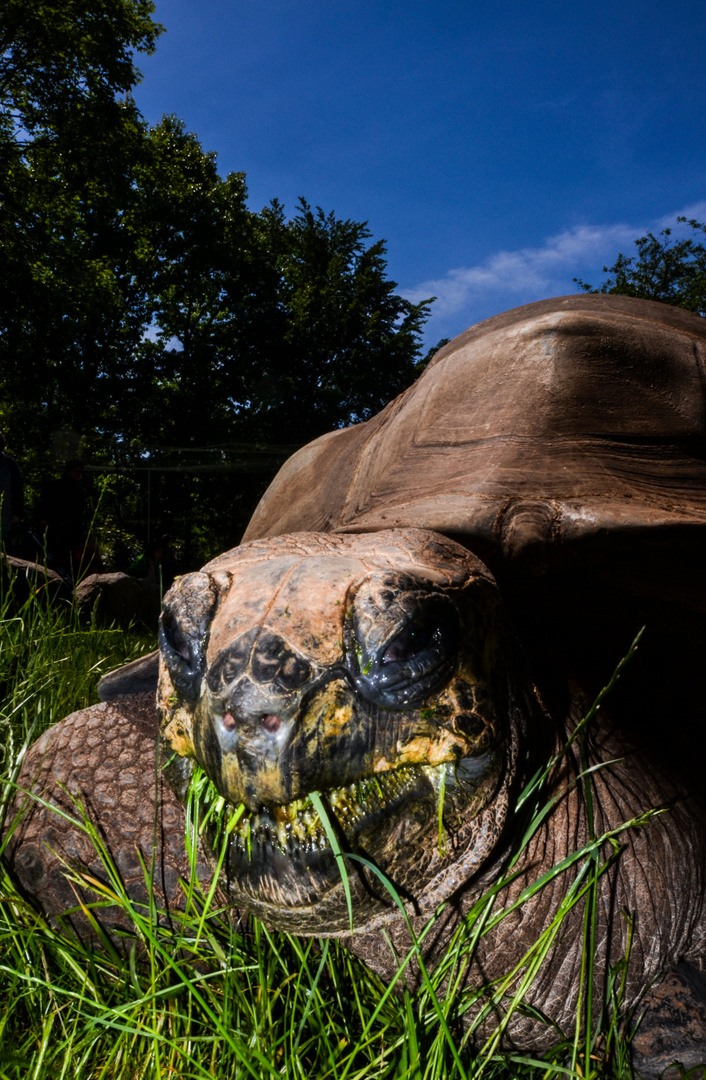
[349, 698, 706, 1050]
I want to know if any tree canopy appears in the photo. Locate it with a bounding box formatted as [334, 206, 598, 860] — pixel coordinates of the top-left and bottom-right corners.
[575, 217, 706, 317]
[0, 0, 160, 140]
[0, 0, 432, 562]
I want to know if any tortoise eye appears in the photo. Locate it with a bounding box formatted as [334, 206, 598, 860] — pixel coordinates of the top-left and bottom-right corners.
[159, 610, 203, 700]
[169, 618, 192, 663]
[382, 621, 433, 665]
[159, 572, 224, 701]
[160, 611, 190, 663]
[352, 598, 460, 710]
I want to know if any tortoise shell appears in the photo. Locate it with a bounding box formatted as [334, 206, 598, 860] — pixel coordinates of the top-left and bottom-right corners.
[244, 293, 706, 558]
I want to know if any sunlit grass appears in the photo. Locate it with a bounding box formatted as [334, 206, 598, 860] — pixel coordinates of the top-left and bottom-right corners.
[0, 575, 650, 1078]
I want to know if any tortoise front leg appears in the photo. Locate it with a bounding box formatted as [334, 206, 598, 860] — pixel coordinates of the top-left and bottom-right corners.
[3, 694, 210, 944]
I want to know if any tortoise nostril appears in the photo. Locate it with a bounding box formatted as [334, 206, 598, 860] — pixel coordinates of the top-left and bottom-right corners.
[261, 714, 281, 734]
[222, 712, 237, 732]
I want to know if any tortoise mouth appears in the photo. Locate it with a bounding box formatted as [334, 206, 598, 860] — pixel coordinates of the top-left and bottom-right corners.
[191, 751, 499, 915]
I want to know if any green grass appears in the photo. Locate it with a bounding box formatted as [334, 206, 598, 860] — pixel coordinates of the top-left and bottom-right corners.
[0, 576, 655, 1079]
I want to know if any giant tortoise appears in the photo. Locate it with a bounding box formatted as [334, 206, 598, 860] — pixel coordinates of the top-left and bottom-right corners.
[6, 294, 706, 1064]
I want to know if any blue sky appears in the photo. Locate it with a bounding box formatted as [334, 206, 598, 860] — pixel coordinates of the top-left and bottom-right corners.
[133, 0, 706, 347]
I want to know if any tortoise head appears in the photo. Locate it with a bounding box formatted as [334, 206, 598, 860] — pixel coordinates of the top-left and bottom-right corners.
[157, 528, 541, 933]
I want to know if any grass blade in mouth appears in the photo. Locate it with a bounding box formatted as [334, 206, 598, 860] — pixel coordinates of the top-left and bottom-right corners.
[437, 766, 447, 858]
[309, 791, 354, 931]
[187, 755, 494, 867]
[186, 764, 248, 855]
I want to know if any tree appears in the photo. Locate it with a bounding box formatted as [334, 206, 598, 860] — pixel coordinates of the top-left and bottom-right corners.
[125, 161, 432, 556]
[236, 199, 430, 443]
[0, 2, 434, 563]
[575, 217, 706, 316]
[130, 116, 264, 448]
[0, 0, 162, 458]
[0, 0, 160, 144]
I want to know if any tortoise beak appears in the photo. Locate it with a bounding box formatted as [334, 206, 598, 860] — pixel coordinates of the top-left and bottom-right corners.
[193, 626, 351, 810]
[196, 668, 368, 812]
[211, 674, 300, 765]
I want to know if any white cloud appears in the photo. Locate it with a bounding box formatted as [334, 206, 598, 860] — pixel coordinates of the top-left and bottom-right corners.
[406, 205, 706, 344]
[406, 223, 636, 317]
[656, 201, 706, 229]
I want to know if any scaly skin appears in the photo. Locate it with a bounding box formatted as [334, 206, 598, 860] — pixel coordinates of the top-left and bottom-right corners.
[5, 694, 212, 945]
[347, 705, 706, 1050]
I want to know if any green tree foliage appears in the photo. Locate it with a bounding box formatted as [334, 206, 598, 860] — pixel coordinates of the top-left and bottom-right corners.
[247, 200, 427, 442]
[0, 0, 161, 460]
[0, 2, 431, 562]
[0, 0, 159, 152]
[575, 217, 706, 316]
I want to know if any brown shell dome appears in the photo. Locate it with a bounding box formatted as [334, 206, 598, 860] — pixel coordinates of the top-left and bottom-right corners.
[244, 293, 706, 560]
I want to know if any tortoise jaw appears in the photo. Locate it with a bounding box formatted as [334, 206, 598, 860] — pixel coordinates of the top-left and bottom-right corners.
[193, 749, 500, 918]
